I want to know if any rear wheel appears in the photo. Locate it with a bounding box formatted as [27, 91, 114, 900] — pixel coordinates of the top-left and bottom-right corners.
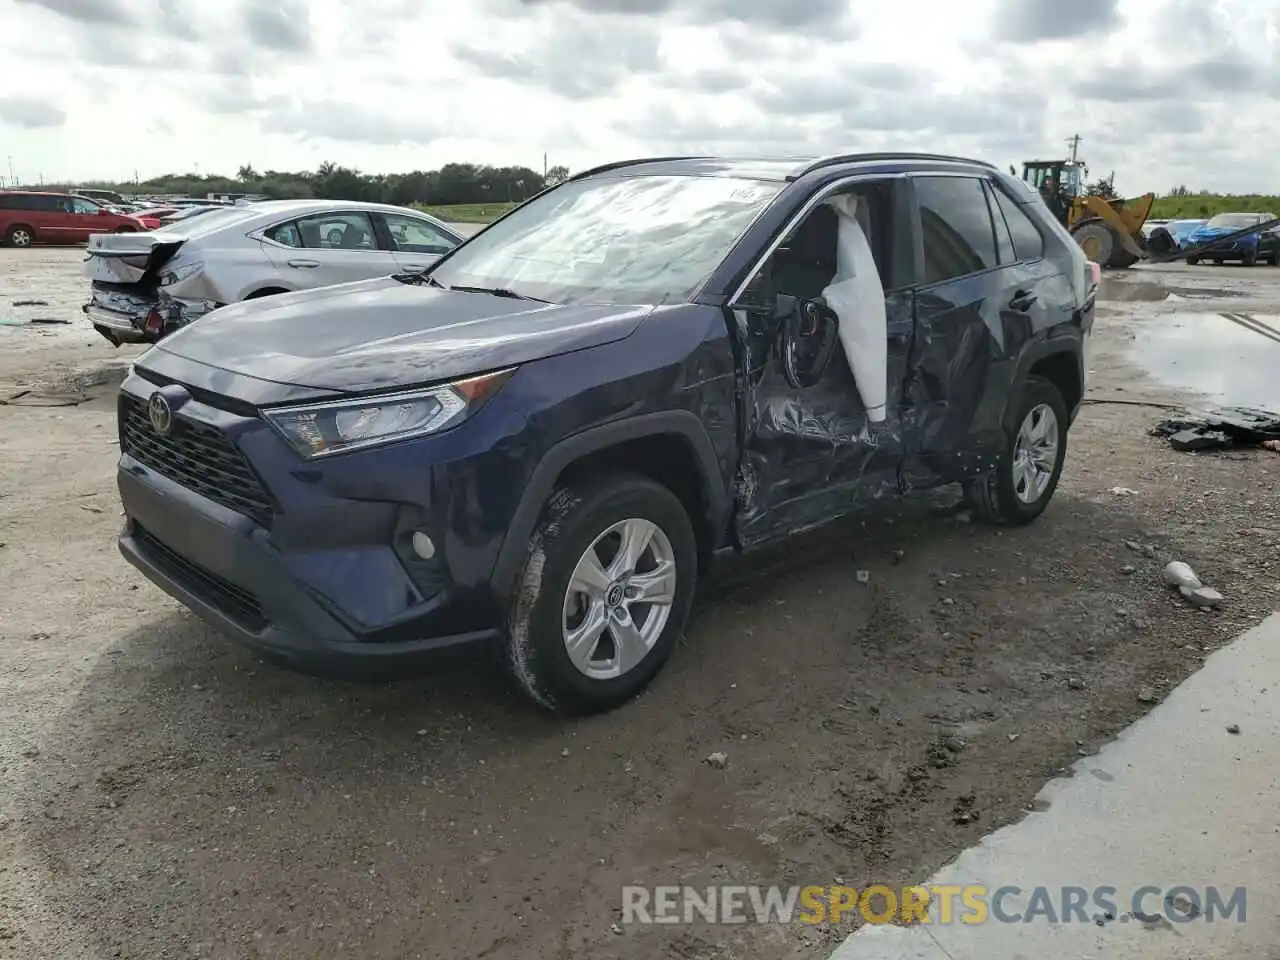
[5, 224, 33, 247]
[505, 473, 697, 716]
[1186, 255, 1200, 265]
[963, 375, 1068, 527]
[1269, 249, 1280, 266]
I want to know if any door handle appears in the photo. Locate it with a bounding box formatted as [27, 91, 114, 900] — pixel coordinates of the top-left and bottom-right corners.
[1009, 290, 1037, 312]
[287, 258, 320, 268]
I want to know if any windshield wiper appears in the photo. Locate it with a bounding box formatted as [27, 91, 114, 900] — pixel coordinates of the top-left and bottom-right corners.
[448, 284, 549, 303]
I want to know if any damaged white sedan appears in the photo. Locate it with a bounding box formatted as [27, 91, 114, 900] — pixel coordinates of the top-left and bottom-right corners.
[82, 199, 464, 345]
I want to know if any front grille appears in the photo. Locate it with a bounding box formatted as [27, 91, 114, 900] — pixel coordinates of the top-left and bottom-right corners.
[134, 525, 268, 631]
[121, 393, 275, 527]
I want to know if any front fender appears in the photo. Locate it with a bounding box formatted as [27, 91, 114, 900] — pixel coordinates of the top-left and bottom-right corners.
[489, 411, 729, 601]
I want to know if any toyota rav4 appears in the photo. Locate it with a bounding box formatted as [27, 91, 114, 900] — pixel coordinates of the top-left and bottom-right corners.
[114, 153, 1097, 715]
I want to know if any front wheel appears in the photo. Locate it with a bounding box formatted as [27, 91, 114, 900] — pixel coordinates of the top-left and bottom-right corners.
[963, 375, 1068, 526]
[1243, 252, 1257, 267]
[6, 225, 33, 247]
[505, 474, 697, 715]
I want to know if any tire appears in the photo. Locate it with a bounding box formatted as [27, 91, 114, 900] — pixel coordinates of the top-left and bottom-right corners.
[963, 375, 1069, 527]
[5, 224, 33, 248]
[1070, 221, 1114, 266]
[1242, 252, 1257, 267]
[505, 473, 697, 716]
[1107, 246, 1140, 269]
[1185, 255, 1200, 265]
[1269, 249, 1280, 267]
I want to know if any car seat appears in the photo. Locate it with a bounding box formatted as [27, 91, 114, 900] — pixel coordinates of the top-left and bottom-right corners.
[771, 205, 838, 301]
[340, 223, 368, 248]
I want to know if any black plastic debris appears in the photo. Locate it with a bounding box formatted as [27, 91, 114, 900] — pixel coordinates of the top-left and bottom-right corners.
[1151, 406, 1280, 453]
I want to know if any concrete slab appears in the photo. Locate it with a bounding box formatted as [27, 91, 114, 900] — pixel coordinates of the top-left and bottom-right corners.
[831, 612, 1280, 960]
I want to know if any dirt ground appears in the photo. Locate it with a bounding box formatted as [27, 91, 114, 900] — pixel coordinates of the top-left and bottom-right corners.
[1, 247, 1278, 960]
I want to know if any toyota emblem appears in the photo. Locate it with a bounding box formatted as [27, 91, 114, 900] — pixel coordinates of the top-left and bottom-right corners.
[147, 391, 173, 435]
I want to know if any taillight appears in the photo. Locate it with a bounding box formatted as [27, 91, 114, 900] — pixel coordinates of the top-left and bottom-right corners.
[1089, 261, 1102, 287]
[143, 309, 165, 336]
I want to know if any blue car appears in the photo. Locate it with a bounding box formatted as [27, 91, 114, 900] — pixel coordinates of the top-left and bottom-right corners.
[1184, 212, 1273, 266]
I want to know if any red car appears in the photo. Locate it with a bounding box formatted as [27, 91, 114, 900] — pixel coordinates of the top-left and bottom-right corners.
[0, 191, 148, 247]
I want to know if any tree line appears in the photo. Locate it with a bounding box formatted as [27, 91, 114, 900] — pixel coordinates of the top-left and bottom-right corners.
[41, 161, 573, 207]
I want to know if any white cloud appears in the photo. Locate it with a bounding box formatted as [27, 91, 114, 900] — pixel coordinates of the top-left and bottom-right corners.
[0, 0, 1275, 193]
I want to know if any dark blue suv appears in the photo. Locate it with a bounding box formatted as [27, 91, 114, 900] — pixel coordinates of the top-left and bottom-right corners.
[115, 153, 1096, 715]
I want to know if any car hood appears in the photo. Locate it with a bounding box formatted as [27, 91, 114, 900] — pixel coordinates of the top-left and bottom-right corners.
[154, 276, 652, 393]
[1191, 226, 1254, 239]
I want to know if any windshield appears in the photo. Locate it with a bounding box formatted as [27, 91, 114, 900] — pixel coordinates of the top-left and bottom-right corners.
[428, 174, 782, 305]
[1206, 213, 1261, 229]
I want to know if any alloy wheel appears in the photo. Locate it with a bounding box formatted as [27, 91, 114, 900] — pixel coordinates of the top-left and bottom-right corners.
[1012, 403, 1059, 504]
[562, 517, 677, 680]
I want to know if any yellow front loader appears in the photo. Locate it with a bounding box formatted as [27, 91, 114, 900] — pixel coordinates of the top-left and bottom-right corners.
[1021, 159, 1155, 268]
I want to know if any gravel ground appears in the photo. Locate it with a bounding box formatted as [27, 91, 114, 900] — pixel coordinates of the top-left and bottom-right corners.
[1, 248, 1277, 960]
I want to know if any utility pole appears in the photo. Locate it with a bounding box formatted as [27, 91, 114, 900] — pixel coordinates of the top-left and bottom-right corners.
[543, 152, 547, 179]
[6, 156, 14, 186]
[1066, 134, 1082, 163]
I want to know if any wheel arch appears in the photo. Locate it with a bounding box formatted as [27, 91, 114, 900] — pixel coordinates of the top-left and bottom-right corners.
[5, 222, 35, 244]
[1006, 337, 1084, 429]
[492, 412, 730, 599]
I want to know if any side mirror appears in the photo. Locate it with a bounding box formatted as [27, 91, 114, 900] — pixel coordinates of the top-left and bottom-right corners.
[778, 297, 839, 389]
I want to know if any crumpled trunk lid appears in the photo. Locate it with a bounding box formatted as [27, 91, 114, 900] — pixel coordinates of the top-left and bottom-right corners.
[83, 231, 186, 287]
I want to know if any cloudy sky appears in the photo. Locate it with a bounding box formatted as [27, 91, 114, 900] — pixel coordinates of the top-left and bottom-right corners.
[1, 0, 1276, 193]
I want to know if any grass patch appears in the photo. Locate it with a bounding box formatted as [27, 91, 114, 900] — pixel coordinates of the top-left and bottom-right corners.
[417, 202, 518, 224]
[1150, 195, 1280, 219]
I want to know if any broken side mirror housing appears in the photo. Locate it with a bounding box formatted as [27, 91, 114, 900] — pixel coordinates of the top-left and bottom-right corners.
[778, 297, 839, 389]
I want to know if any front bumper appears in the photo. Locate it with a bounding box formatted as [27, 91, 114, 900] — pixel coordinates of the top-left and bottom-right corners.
[113, 369, 509, 678]
[1187, 237, 1257, 259]
[117, 469, 500, 677]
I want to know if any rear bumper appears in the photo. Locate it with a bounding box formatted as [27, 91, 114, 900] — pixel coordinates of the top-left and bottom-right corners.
[84, 288, 217, 346]
[117, 465, 500, 678]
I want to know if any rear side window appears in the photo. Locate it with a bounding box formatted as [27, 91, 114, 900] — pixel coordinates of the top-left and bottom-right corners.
[268, 212, 377, 250]
[3, 194, 58, 212]
[989, 185, 1045, 261]
[914, 176, 998, 284]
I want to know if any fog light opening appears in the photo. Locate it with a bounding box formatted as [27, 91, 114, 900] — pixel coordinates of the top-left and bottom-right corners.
[410, 531, 436, 560]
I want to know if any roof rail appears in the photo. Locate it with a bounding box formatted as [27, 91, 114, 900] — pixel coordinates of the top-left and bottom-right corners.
[788, 152, 997, 181]
[568, 156, 715, 181]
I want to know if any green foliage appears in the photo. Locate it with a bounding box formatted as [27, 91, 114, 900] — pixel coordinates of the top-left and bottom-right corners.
[38, 161, 549, 208]
[415, 202, 517, 223]
[1150, 191, 1280, 220]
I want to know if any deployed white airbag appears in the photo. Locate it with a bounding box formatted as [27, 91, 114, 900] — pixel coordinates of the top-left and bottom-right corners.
[820, 194, 887, 423]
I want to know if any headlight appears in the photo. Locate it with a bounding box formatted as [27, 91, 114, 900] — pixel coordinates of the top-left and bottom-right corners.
[263, 369, 514, 459]
[159, 262, 204, 286]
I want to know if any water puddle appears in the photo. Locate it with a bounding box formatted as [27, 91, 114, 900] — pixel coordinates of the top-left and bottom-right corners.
[1128, 313, 1280, 408]
[1100, 279, 1248, 303]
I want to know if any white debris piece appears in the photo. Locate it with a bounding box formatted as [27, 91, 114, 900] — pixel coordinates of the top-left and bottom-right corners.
[1163, 561, 1203, 590]
[821, 194, 887, 423]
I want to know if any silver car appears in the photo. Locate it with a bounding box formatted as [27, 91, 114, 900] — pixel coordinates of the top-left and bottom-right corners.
[82, 199, 464, 346]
